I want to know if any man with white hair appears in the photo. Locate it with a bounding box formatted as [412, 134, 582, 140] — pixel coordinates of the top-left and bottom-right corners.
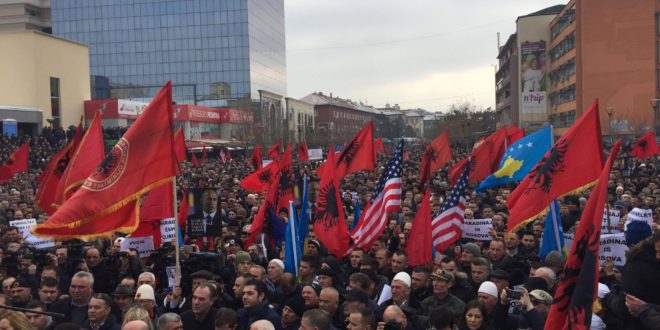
[122, 320, 150, 330]
[267, 259, 285, 285]
[533, 267, 557, 294]
[249, 320, 275, 330]
[157, 313, 183, 330]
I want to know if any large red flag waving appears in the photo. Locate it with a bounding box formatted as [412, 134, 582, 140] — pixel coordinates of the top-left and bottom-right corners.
[314, 146, 351, 257]
[419, 132, 452, 189]
[317, 122, 375, 179]
[630, 131, 660, 159]
[36, 120, 84, 215]
[405, 188, 433, 267]
[545, 140, 621, 330]
[32, 81, 178, 240]
[53, 112, 105, 207]
[507, 100, 604, 234]
[0, 143, 29, 185]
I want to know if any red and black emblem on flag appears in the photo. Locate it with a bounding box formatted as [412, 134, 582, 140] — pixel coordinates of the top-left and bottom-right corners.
[315, 180, 341, 231]
[525, 139, 567, 194]
[84, 138, 129, 191]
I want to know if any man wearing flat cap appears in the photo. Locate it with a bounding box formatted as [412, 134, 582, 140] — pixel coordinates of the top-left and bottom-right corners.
[10, 275, 34, 308]
[420, 270, 466, 319]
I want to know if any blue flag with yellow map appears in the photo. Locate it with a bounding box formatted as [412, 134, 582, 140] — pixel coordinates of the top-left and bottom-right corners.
[477, 126, 552, 192]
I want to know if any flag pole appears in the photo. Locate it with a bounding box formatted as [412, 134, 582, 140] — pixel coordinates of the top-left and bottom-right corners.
[171, 176, 181, 285]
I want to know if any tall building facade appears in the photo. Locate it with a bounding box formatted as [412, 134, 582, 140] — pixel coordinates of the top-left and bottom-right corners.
[516, 5, 564, 132]
[548, 0, 660, 137]
[51, 0, 286, 114]
[495, 33, 519, 128]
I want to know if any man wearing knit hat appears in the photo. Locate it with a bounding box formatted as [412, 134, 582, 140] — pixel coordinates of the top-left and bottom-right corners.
[379, 271, 419, 316]
[235, 251, 253, 276]
[477, 281, 498, 314]
[135, 284, 159, 323]
[460, 242, 481, 273]
[281, 296, 305, 330]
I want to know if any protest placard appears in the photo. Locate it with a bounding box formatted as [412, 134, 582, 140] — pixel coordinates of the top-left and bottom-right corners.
[600, 233, 628, 266]
[120, 236, 155, 258]
[461, 218, 493, 241]
[308, 149, 323, 160]
[626, 207, 653, 229]
[160, 218, 176, 243]
[9, 219, 55, 249]
[601, 208, 620, 233]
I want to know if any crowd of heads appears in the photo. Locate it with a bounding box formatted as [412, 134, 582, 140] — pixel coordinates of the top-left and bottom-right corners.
[0, 129, 658, 330]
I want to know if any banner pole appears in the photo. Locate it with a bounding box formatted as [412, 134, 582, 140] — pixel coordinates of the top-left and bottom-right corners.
[172, 176, 181, 285]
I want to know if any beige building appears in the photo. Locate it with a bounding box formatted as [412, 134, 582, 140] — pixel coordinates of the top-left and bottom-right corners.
[0, 30, 90, 132]
[285, 97, 314, 144]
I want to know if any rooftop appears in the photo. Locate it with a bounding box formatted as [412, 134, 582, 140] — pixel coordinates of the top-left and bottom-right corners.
[516, 4, 564, 22]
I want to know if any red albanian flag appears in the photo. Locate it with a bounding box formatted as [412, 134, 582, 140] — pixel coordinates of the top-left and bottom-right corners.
[419, 132, 452, 189]
[374, 137, 384, 156]
[405, 188, 433, 267]
[250, 145, 263, 169]
[36, 119, 83, 215]
[53, 111, 105, 207]
[240, 160, 280, 193]
[630, 131, 660, 159]
[174, 127, 186, 164]
[297, 142, 309, 162]
[268, 141, 282, 160]
[0, 143, 29, 185]
[447, 127, 508, 185]
[314, 145, 351, 257]
[545, 140, 621, 330]
[506, 100, 604, 234]
[32, 81, 178, 240]
[317, 122, 375, 179]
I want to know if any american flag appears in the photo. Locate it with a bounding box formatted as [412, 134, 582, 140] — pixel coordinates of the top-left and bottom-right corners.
[351, 139, 403, 250]
[432, 160, 470, 252]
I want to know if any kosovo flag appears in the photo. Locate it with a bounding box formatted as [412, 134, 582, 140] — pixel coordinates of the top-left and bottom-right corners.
[477, 126, 552, 192]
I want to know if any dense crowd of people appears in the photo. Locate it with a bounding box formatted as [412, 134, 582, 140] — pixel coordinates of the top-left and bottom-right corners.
[0, 127, 658, 330]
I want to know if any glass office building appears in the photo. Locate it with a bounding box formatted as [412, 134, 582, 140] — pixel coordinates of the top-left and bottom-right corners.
[51, 0, 286, 109]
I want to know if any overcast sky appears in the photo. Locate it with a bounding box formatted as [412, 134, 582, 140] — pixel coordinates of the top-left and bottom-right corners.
[285, 0, 563, 113]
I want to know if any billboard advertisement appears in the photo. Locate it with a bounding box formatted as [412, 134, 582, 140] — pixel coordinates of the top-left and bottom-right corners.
[521, 41, 547, 114]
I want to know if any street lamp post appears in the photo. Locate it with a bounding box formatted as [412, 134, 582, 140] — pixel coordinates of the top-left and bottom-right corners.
[606, 107, 614, 144]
